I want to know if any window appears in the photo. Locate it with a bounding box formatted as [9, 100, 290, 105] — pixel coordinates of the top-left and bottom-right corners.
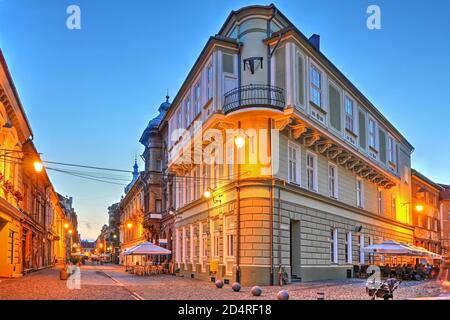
[345, 96, 354, 132]
[155, 159, 162, 171]
[288, 142, 300, 184]
[388, 136, 396, 165]
[194, 82, 201, 116]
[368, 236, 374, 264]
[226, 234, 234, 257]
[213, 232, 220, 258]
[177, 110, 182, 129]
[369, 118, 377, 149]
[345, 232, 352, 264]
[377, 190, 384, 214]
[310, 64, 322, 107]
[223, 53, 234, 74]
[356, 178, 364, 208]
[330, 229, 338, 264]
[328, 163, 338, 198]
[185, 98, 191, 126]
[359, 234, 365, 264]
[155, 199, 162, 213]
[391, 195, 397, 216]
[202, 235, 207, 257]
[207, 64, 213, 100]
[306, 152, 317, 191]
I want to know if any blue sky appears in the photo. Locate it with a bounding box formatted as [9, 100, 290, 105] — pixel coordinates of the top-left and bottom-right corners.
[1, 0, 449, 240]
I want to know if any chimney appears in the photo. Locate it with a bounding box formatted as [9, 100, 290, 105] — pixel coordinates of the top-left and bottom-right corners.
[309, 34, 320, 51]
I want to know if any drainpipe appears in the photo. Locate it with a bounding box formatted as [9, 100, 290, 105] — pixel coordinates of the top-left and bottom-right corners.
[269, 119, 274, 285]
[236, 121, 241, 283]
[267, 5, 277, 86]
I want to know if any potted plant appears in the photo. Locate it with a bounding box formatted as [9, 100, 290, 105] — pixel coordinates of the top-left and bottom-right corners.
[13, 190, 23, 201]
[3, 180, 14, 193]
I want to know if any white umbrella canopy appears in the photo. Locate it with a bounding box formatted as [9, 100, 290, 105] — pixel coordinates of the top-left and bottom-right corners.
[363, 240, 417, 255]
[124, 242, 171, 256]
[402, 243, 443, 259]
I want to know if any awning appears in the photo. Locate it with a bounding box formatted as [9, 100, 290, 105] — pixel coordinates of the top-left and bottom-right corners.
[124, 242, 171, 256]
[363, 240, 414, 255]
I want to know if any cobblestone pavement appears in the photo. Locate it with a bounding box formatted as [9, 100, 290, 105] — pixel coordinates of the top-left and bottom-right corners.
[0, 264, 443, 300]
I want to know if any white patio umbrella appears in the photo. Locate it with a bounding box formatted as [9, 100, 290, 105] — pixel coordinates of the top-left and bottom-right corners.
[124, 242, 171, 256]
[363, 240, 417, 255]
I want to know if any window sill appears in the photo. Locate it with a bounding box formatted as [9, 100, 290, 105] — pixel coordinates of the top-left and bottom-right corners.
[345, 128, 358, 137]
[309, 100, 326, 113]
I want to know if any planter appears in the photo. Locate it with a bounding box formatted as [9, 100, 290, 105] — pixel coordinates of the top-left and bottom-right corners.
[60, 268, 68, 280]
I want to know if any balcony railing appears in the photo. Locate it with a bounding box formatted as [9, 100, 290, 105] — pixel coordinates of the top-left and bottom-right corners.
[223, 84, 285, 114]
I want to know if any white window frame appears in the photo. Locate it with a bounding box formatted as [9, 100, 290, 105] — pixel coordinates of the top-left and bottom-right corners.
[306, 151, 318, 192]
[288, 141, 301, 184]
[189, 224, 194, 264]
[309, 63, 322, 107]
[331, 228, 338, 264]
[359, 233, 365, 264]
[346, 231, 353, 264]
[368, 117, 378, 154]
[377, 189, 384, 214]
[213, 232, 220, 258]
[185, 97, 191, 127]
[194, 82, 201, 116]
[207, 63, 213, 100]
[344, 95, 355, 133]
[328, 162, 338, 199]
[356, 178, 364, 208]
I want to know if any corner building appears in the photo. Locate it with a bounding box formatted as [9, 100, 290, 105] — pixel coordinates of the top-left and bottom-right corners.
[164, 5, 415, 285]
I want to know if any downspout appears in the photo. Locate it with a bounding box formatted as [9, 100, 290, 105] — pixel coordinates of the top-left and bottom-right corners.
[267, 6, 277, 86]
[269, 118, 274, 285]
[236, 121, 241, 283]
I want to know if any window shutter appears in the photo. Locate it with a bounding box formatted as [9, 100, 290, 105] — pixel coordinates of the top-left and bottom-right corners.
[297, 53, 304, 106]
[328, 83, 341, 131]
[358, 110, 366, 149]
[222, 53, 234, 74]
[379, 129, 386, 163]
[275, 47, 285, 91]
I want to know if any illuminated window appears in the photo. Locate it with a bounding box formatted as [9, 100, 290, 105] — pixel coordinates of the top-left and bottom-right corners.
[377, 190, 384, 214]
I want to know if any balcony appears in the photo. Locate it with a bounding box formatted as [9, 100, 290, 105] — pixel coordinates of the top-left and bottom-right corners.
[223, 84, 285, 114]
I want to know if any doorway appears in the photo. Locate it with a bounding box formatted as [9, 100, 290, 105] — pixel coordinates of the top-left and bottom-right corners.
[290, 220, 301, 278]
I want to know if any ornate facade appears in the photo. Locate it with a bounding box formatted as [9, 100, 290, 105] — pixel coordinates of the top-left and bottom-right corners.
[162, 4, 415, 285]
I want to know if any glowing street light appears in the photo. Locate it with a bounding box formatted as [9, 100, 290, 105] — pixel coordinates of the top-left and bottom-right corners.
[64, 223, 69, 229]
[415, 204, 424, 212]
[204, 189, 211, 198]
[234, 136, 245, 149]
[127, 222, 133, 229]
[68, 229, 73, 235]
[33, 161, 44, 173]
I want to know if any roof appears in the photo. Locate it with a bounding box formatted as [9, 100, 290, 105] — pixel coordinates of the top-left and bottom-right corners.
[439, 184, 450, 200]
[159, 35, 239, 126]
[0, 49, 33, 139]
[411, 169, 444, 192]
[263, 25, 414, 151]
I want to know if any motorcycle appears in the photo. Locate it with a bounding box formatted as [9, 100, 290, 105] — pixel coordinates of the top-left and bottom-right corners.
[366, 278, 401, 300]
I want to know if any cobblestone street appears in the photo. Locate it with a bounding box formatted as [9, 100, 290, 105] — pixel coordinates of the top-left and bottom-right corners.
[0, 264, 443, 300]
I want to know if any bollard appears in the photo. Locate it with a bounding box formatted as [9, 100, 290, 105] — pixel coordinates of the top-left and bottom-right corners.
[317, 292, 325, 300]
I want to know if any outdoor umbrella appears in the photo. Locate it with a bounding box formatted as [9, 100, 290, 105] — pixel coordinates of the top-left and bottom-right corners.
[124, 242, 171, 255]
[362, 240, 417, 255]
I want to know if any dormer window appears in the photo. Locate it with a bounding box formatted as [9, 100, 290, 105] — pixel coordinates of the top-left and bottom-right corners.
[345, 96, 354, 133]
[310, 64, 322, 107]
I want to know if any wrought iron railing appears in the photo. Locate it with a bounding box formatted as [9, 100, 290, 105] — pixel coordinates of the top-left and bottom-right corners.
[223, 84, 285, 114]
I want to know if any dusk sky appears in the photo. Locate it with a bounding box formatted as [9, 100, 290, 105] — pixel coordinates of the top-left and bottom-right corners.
[1, 0, 449, 240]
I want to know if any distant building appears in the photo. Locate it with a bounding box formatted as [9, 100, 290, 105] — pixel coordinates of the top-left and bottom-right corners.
[411, 170, 443, 255]
[440, 185, 450, 256]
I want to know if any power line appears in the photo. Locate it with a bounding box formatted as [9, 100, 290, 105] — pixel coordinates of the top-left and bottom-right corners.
[43, 161, 133, 173]
[46, 167, 126, 186]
